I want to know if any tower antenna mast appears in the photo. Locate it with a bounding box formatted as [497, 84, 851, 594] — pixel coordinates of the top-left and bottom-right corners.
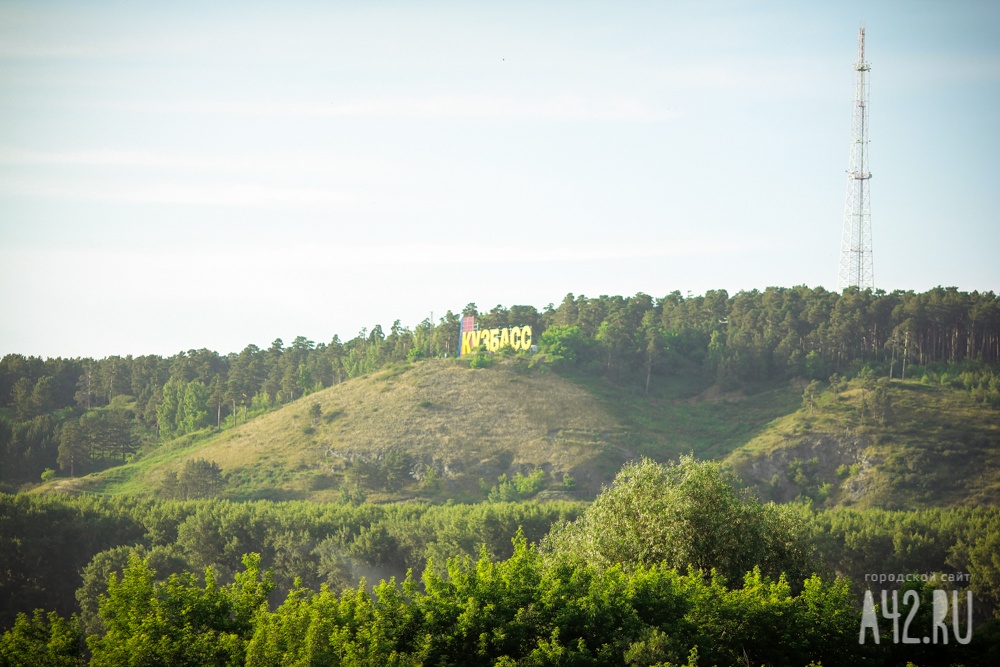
[838, 26, 874, 291]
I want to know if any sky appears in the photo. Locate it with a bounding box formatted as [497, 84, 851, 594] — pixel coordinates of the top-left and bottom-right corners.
[1, 0, 998, 359]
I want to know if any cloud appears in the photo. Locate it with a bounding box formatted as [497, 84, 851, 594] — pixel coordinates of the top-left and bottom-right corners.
[881, 53, 1000, 87]
[0, 176, 354, 210]
[0, 148, 386, 180]
[94, 95, 668, 123]
[4, 240, 757, 274]
[0, 148, 384, 210]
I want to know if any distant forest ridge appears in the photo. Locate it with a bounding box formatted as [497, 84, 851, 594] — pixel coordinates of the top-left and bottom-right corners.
[2, 285, 999, 488]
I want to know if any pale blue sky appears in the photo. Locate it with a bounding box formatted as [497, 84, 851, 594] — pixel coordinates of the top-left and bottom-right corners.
[1, 1, 998, 358]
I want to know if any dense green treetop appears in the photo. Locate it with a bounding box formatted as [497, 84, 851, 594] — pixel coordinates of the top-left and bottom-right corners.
[542, 457, 815, 586]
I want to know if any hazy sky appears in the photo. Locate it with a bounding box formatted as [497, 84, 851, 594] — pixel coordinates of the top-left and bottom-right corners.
[2, 1, 998, 359]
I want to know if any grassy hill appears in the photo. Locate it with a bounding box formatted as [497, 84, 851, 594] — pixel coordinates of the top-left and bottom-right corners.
[44, 358, 999, 508]
[726, 376, 1000, 509]
[48, 359, 622, 501]
[44, 357, 800, 502]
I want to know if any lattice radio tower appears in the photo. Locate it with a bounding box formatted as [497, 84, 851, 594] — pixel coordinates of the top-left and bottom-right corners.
[838, 26, 874, 291]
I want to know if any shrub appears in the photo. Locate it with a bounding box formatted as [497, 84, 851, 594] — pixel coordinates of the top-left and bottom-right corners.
[543, 456, 815, 585]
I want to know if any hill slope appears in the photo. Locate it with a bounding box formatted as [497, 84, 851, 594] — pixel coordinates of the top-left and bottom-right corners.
[46, 359, 999, 508]
[726, 377, 1000, 509]
[49, 360, 627, 501]
[47, 358, 803, 502]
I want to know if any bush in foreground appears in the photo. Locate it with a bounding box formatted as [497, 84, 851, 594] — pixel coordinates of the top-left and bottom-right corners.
[542, 456, 816, 586]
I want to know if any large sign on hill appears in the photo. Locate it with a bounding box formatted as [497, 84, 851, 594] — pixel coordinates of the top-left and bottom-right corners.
[459, 316, 533, 356]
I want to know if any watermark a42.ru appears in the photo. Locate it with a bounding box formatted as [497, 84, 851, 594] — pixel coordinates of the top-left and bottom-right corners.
[859, 573, 973, 645]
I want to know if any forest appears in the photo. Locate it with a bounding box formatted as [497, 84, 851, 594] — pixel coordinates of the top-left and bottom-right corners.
[2, 457, 999, 665]
[2, 285, 999, 491]
[2, 285, 1000, 664]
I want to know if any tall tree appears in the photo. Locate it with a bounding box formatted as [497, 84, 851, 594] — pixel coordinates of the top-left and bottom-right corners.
[57, 420, 88, 477]
[74, 361, 97, 410]
[11, 378, 34, 421]
[29, 377, 56, 417]
[640, 311, 666, 394]
[181, 381, 209, 433]
[156, 378, 184, 439]
[208, 375, 226, 429]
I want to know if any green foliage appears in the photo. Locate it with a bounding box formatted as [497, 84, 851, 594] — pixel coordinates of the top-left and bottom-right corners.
[539, 324, 589, 365]
[0, 494, 148, 633]
[244, 584, 342, 667]
[88, 553, 272, 667]
[251, 390, 272, 413]
[543, 456, 816, 585]
[859, 370, 892, 425]
[1, 491, 580, 631]
[418, 464, 441, 493]
[729, 368, 1000, 510]
[181, 380, 210, 434]
[806, 505, 1000, 614]
[0, 414, 59, 485]
[245, 534, 862, 667]
[468, 345, 493, 369]
[802, 379, 822, 413]
[78, 408, 138, 464]
[75, 544, 190, 638]
[917, 362, 1000, 408]
[157, 378, 211, 439]
[0, 609, 84, 667]
[56, 421, 86, 478]
[805, 350, 829, 381]
[5, 286, 1000, 498]
[155, 378, 182, 439]
[308, 401, 322, 425]
[3, 287, 1000, 496]
[343, 448, 413, 493]
[75, 545, 139, 638]
[5, 489, 1000, 663]
[966, 513, 1000, 609]
[487, 468, 547, 502]
[338, 483, 367, 505]
[162, 459, 225, 500]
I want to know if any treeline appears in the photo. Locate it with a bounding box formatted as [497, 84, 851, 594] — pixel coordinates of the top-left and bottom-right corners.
[0, 328, 449, 488]
[0, 492, 582, 635]
[3, 459, 1000, 665]
[2, 286, 999, 489]
[3, 543, 866, 667]
[538, 285, 1000, 389]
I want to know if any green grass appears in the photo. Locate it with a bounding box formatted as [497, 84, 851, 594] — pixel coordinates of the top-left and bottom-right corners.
[43, 360, 998, 510]
[725, 377, 1000, 510]
[51, 359, 631, 501]
[44, 427, 221, 496]
[562, 370, 803, 461]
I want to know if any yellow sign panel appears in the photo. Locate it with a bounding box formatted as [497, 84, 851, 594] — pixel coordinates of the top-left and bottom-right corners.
[461, 326, 533, 355]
